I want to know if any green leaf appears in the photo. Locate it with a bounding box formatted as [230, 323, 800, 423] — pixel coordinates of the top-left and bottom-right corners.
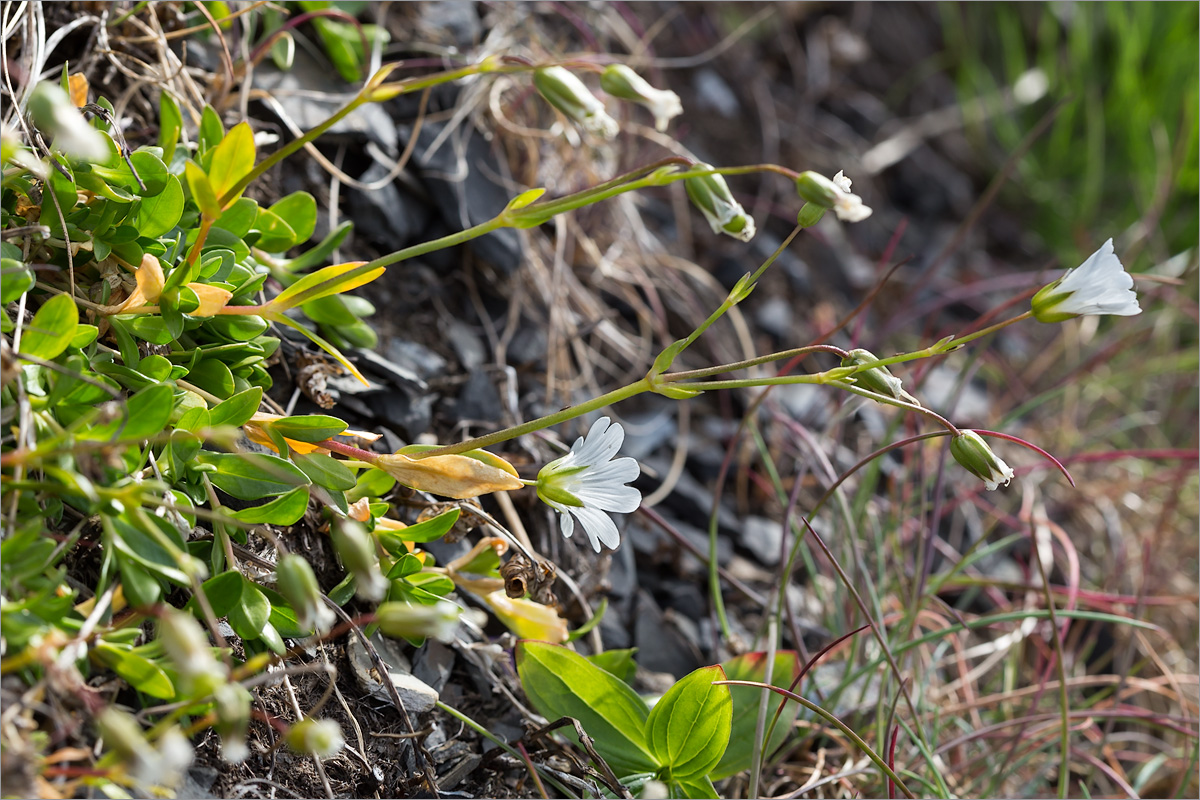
[267, 313, 368, 386]
[257, 620, 286, 654]
[290, 451, 357, 492]
[78, 382, 173, 442]
[286, 220, 351, 272]
[646, 665, 732, 781]
[187, 358, 236, 399]
[711, 651, 802, 780]
[159, 92, 182, 164]
[195, 570, 243, 617]
[347, 467, 396, 502]
[516, 641, 657, 777]
[195, 451, 311, 500]
[22, 293, 78, 360]
[587, 648, 638, 684]
[380, 508, 460, 545]
[198, 105, 224, 156]
[385, 552, 424, 579]
[93, 643, 176, 700]
[184, 160, 220, 218]
[114, 552, 163, 609]
[251, 207, 297, 252]
[267, 414, 347, 443]
[70, 324, 99, 349]
[208, 122, 255, 205]
[1, 259, 35, 303]
[228, 579, 271, 640]
[671, 776, 718, 799]
[269, 192, 317, 243]
[209, 386, 263, 427]
[213, 197, 258, 238]
[269, 262, 384, 311]
[229, 487, 310, 525]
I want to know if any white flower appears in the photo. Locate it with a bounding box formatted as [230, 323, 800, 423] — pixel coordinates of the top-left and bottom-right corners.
[1031, 239, 1141, 322]
[536, 416, 641, 552]
[829, 171, 872, 222]
[950, 430, 1015, 491]
[533, 66, 619, 140]
[600, 64, 683, 132]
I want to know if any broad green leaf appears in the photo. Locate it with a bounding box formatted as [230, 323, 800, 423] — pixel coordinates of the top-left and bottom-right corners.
[269, 262, 384, 311]
[206, 314, 269, 342]
[290, 451, 357, 492]
[187, 358, 236, 398]
[587, 649, 638, 684]
[257, 620, 286, 654]
[646, 665, 732, 781]
[286, 220, 351, 272]
[93, 643, 175, 700]
[114, 553, 162, 609]
[159, 92, 182, 164]
[22, 293, 78, 360]
[184, 160, 220, 218]
[195, 451, 311, 500]
[1, 259, 35, 303]
[195, 570, 243, 617]
[516, 641, 657, 777]
[382, 508, 459, 544]
[711, 651, 802, 780]
[213, 197, 258, 237]
[251, 207, 297, 252]
[385, 553, 424, 579]
[70, 324, 99, 349]
[269, 192, 317, 244]
[671, 776, 718, 799]
[347, 467, 396, 502]
[228, 579, 271, 640]
[78, 382, 173, 442]
[259, 585, 309, 639]
[40, 165, 77, 228]
[209, 387, 263, 427]
[267, 414, 347, 443]
[198, 105, 224, 156]
[229, 487, 310, 525]
[208, 122, 255, 204]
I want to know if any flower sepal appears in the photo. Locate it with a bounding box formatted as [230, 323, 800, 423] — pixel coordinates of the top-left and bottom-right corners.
[950, 430, 1015, 491]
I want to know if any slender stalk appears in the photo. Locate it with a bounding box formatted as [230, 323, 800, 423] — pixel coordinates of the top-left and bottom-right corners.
[412, 379, 651, 458]
[662, 344, 847, 382]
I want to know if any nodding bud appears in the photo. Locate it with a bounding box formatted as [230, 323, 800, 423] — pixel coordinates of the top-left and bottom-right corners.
[285, 719, 345, 758]
[841, 349, 920, 406]
[27, 82, 110, 162]
[533, 66, 619, 140]
[214, 683, 252, 764]
[375, 600, 461, 643]
[685, 165, 756, 242]
[796, 170, 872, 223]
[600, 64, 683, 132]
[950, 430, 1015, 491]
[276, 555, 335, 635]
[797, 202, 828, 228]
[156, 609, 226, 697]
[95, 707, 150, 770]
[331, 519, 387, 602]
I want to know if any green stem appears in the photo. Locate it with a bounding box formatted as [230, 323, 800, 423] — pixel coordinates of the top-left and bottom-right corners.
[412, 379, 651, 458]
[663, 344, 846, 382]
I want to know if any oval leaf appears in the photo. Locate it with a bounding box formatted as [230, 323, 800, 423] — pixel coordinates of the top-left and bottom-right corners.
[711, 651, 801, 780]
[93, 643, 176, 700]
[208, 122, 256, 204]
[22, 293, 78, 361]
[195, 451, 310, 500]
[267, 414, 347, 443]
[516, 641, 657, 777]
[646, 665, 732, 781]
[229, 486, 310, 525]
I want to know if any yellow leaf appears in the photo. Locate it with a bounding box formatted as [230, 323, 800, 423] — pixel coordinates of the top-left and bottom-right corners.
[67, 74, 88, 108]
[484, 590, 568, 643]
[375, 452, 523, 499]
[187, 283, 232, 316]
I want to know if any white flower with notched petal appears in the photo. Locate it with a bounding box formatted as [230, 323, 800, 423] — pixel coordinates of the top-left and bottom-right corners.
[795, 170, 872, 224]
[1031, 238, 1141, 323]
[536, 417, 641, 553]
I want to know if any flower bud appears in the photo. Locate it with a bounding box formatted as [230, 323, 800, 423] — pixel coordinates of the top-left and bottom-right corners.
[95, 707, 150, 769]
[27, 82, 110, 162]
[156, 609, 226, 696]
[685, 165, 756, 242]
[600, 64, 683, 132]
[213, 683, 252, 763]
[796, 170, 872, 223]
[841, 349, 920, 405]
[796, 202, 827, 228]
[331, 519, 387, 602]
[285, 718, 345, 758]
[533, 66, 619, 140]
[950, 430, 1015, 491]
[276, 555, 336, 635]
[376, 600, 461, 643]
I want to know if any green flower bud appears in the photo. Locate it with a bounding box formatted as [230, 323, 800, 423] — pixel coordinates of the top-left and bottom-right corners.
[796, 171, 841, 207]
[533, 66, 619, 139]
[796, 202, 828, 228]
[331, 519, 387, 602]
[950, 430, 1015, 491]
[276, 555, 335, 635]
[600, 64, 683, 132]
[285, 718, 345, 758]
[685, 165, 756, 242]
[213, 683, 252, 764]
[376, 600, 461, 643]
[841, 349, 920, 405]
[95, 707, 149, 767]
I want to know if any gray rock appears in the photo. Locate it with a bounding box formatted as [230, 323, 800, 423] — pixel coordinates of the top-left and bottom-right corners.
[740, 515, 784, 566]
[633, 590, 702, 678]
[444, 319, 487, 370]
[347, 159, 433, 250]
[348, 633, 439, 713]
[415, 1, 482, 52]
[693, 69, 741, 117]
[412, 639, 455, 694]
[755, 296, 793, 340]
[506, 324, 547, 366]
[456, 369, 502, 422]
[386, 339, 449, 380]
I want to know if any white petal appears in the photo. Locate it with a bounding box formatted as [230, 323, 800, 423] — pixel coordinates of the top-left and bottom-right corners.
[576, 484, 642, 513]
[832, 170, 853, 193]
[570, 505, 621, 552]
[579, 455, 640, 486]
[558, 510, 575, 540]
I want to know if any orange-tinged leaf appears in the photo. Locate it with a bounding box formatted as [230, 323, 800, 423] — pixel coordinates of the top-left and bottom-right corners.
[485, 591, 568, 643]
[267, 262, 383, 312]
[188, 282, 232, 316]
[67, 74, 88, 107]
[375, 452, 522, 499]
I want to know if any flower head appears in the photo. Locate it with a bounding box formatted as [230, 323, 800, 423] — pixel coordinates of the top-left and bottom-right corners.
[841, 348, 920, 406]
[796, 170, 872, 223]
[533, 66, 619, 140]
[536, 416, 641, 553]
[1031, 239, 1141, 323]
[950, 430, 1015, 491]
[600, 64, 683, 132]
[685, 165, 756, 242]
